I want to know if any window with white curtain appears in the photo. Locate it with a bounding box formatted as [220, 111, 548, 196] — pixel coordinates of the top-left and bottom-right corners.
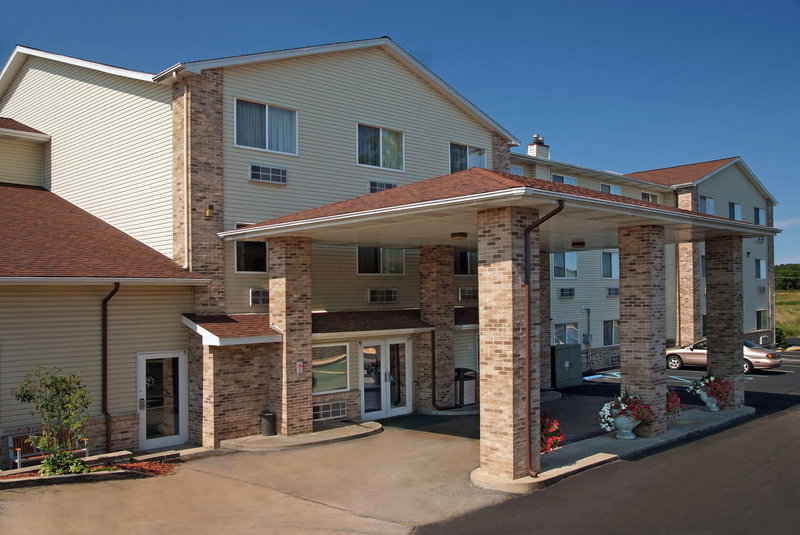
[602, 251, 619, 279]
[552, 252, 578, 278]
[358, 124, 403, 170]
[235, 99, 297, 154]
[357, 247, 405, 274]
[450, 143, 486, 172]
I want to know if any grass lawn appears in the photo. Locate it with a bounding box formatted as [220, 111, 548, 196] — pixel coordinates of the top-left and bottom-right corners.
[776, 290, 800, 338]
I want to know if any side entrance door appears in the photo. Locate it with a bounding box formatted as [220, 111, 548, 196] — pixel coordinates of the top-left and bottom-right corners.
[137, 351, 188, 450]
[360, 338, 412, 420]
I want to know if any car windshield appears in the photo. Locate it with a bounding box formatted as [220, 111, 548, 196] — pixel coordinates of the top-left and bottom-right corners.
[744, 340, 764, 349]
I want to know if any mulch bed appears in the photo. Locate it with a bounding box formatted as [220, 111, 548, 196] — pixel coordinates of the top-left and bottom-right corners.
[0, 461, 178, 480]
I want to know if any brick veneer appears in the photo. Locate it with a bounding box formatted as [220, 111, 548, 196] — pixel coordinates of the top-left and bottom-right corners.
[491, 132, 510, 173]
[477, 206, 541, 479]
[675, 188, 703, 346]
[706, 235, 745, 409]
[269, 237, 314, 435]
[619, 225, 667, 437]
[419, 245, 456, 410]
[539, 250, 553, 389]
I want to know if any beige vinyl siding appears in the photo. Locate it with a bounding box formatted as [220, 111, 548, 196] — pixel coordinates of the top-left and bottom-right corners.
[0, 57, 174, 256]
[455, 330, 479, 370]
[0, 138, 43, 186]
[0, 285, 192, 427]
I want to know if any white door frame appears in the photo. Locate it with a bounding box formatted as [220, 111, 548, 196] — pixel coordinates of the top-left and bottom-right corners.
[359, 337, 413, 420]
[137, 351, 188, 450]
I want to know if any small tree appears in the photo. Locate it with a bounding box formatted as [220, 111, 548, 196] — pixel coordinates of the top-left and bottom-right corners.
[12, 365, 91, 475]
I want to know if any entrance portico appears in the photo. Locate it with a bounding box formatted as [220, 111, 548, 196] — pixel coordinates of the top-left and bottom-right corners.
[221, 168, 777, 485]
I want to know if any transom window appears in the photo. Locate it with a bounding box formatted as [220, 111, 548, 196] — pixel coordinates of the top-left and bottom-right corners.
[312, 344, 349, 395]
[455, 250, 478, 275]
[601, 183, 621, 195]
[699, 195, 715, 215]
[553, 322, 579, 345]
[450, 143, 486, 172]
[552, 174, 577, 186]
[358, 124, 403, 170]
[603, 319, 620, 346]
[728, 202, 742, 220]
[235, 99, 297, 154]
[602, 251, 619, 279]
[235, 223, 267, 273]
[552, 252, 578, 279]
[357, 247, 404, 275]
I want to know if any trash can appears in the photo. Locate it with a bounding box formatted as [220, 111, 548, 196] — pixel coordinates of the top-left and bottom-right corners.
[454, 368, 477, 408]
[260, 411, 276, 436]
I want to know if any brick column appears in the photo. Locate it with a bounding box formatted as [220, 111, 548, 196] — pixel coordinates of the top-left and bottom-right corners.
[675, 188, 702, 345]
[491, 132, 510, 173]
[418, 245, 456, 410]
[477, 206, 540, 479]
[619, 225, 667, 436]
[706, 235, 745, 409]
[269, 237, 313, 435]
[539, 250, 553, 389]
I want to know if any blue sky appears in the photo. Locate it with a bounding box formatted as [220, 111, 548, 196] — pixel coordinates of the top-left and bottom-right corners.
[3, 0, 798, 262]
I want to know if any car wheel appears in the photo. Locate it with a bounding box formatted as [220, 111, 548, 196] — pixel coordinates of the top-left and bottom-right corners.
[667, 355, 683, 370]
[743, 360, 754, 374]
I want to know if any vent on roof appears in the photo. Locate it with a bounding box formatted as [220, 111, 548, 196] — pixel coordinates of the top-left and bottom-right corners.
[251, 164, 287, 184]
[313, 400, 347, 421]
[559, 288, 575, 298]
[368, 288, 398, 304]
[250, 288, 269, 306]
[607, 287, 620, 297]
[459, 287, 478, 302]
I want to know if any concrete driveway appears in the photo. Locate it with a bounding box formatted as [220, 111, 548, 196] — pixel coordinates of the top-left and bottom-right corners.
[0, 426, 508, 534]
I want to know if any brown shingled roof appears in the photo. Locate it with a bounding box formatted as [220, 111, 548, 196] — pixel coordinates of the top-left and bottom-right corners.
[182, 314, 281, 339]
[0, 182, 206, 281]
[313, 309, 433, 333]
[626, 157, 739, 186]
[0, 117, 46, 135]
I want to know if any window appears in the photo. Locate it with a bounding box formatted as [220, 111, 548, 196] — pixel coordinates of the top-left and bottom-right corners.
[603, 319, 620, 346]
[368, 288, 398, 304]
[559, 288, 575, 298]
[756, 309, 769, 331]
[251, 164, 287, 184]
[552, 174, 577, 186]
[641, 192, 659, 203]
[235, 223, 267, 273]
[607, 287, 620, 297]
[454, 250, 478, 275]
[552, 252, 578, 279]
[369, 180, 397, 193]
[235, 99, 297, 154]
[357, 247, 404, 274]
[450, 143, 486, 172]
[553, 322, 579, 345]
[728, 202, 742, 220]
[601, 183, 621, 195]
[312, 344, 349, 395]
[700, 255, 706, 278]
[510, 165, 524, 175]
[358, 124, 403, 170]
[699, 196, 715, 215]
[602, 251, 619, 279]
[458, 287, 478, 301]
[701, 315, 707, 337]
[754, 207, 766, 225]
[313, 400, 347, 420]
[249, 288, 269, 306]
[755, 259, 767, 280]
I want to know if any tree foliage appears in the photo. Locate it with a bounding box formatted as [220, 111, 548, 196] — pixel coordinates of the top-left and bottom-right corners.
[12, 366, 91, 475]
[776, 263, 800, 291]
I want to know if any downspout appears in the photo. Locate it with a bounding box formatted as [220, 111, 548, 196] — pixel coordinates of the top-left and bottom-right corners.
[102, 282, 120, 452]
[524, 200, 564, 477]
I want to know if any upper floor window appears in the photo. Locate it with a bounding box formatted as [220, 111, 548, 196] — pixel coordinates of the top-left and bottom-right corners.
[728, 202, 742, 220]
[552, 174, 577, 186]
[552, 252, 578, 279]
[510, 165, 524, 175]
[699, 196, 715, 215]
[641, 192, 659, 204]
[754, 207, 766, 225]
[358, 124, 403, 170]
[357, 247, 404, 275]
[455, 250, 478, 275]
[601, 183, 621, 195]
[700, 254, 706, 278]
[755, 258, 767, 280]
[235, 99, 297, 154]
[450, 143, 486, 173]
[602, 251, 619, 279]
[235, 223, 267, 273]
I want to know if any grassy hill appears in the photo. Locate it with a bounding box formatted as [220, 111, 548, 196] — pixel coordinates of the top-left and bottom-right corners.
[776, 290, 800, 341]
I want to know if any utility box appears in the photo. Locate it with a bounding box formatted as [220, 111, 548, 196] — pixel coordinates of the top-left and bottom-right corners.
[551, 344, 582, 388]
[454, 368, 477, 407]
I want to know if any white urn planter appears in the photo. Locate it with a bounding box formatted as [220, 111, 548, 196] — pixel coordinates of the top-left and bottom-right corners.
[697, 390, 720, 412]
[612, 413, 640, 440]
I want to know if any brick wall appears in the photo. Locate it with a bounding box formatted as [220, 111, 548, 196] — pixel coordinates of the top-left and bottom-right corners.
[675, 187, 702, 346]
[619, 225, 667, 437]
[491, 132, 510, 173]
[586, 345, 621, 371]
[539, 250, 553, 389]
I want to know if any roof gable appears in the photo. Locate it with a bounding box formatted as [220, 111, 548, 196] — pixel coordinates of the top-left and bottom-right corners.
[626, 157, 739, 186]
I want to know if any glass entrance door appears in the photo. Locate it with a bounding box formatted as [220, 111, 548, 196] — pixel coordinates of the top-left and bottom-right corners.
[138, 352, 188, 449]
[360, 339, 412, 420]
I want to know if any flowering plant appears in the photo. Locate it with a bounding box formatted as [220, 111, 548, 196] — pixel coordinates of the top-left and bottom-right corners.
[688, 375, 732, 403]
[665, 390, 682, 419]
[599, 391, 655, 431]
[540, 414, 565, 453]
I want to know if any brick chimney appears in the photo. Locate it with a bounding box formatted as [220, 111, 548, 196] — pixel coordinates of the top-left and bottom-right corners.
[527, 134, 550, 159]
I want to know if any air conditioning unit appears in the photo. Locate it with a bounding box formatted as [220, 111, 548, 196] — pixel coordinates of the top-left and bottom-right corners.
[249, 288, 269, 306]
[757, 236, 765, 243]
[759, 336, 769, 345]
[607, 287, 620, 297]
[559, 288, 575, 298]
[757, 286, 766, 294]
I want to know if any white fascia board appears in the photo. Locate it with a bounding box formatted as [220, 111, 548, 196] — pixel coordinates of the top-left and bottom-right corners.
[0, 127, 50, 143]
[219, 188, 530, 241]
[179, 315, 282, 347]
[0, 277, 209, 286]
[311, 326, 434, 341]
[512, 153, 671, 190]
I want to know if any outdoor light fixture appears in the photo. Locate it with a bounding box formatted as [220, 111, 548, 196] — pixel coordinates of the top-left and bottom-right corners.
[451, 232, 468, 240]
[571, 240, 586, 249]
[205, 204, 214, 217]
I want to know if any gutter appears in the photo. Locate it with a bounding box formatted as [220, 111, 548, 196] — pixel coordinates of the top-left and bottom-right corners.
[102, 283, 120, 452]
[524, 200, 564, 477]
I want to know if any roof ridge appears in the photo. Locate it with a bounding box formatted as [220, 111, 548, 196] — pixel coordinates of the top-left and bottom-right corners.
[628, 156, 739, 175]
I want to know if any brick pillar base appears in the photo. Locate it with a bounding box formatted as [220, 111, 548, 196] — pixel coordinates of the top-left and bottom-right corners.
[619, 225, 667, 437]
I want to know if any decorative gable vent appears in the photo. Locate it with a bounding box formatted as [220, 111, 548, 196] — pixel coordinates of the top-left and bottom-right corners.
[251, 164, 287, 184]
[559, 288, 575, 298]
[607, 287, 620, 297]
[249, 288, 269, 306]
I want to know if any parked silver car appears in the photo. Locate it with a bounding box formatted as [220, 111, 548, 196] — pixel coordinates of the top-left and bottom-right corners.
[666, 339, 782, 374]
